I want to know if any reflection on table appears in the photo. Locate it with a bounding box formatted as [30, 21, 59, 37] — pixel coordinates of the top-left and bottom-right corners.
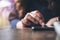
[0, 28, 56, 40]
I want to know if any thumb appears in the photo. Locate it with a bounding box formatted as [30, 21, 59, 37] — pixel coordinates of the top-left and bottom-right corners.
[39, 20, 45, 27]
[41, 22, 45, 27]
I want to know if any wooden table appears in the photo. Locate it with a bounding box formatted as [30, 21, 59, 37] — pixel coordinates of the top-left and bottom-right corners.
[0, 28, 56, 40]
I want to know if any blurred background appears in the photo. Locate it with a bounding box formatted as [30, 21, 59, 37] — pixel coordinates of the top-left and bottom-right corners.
[0, 0, 13, 29]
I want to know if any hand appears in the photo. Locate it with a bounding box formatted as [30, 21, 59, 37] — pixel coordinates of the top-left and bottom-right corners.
[46, 17, 59, 27]
[22, 12, 38, 26]
[21, 10, 45, 26]
[16, 10, 45, 29]
[30, 10, 45, 27]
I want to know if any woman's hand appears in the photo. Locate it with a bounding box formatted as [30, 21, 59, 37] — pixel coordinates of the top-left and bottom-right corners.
[46, 17, 59, 27]
[21, 10, 45, 26]
[30, 10, 45, 27]
[16, 10, 45, 29]
[16, 13, 35, 29]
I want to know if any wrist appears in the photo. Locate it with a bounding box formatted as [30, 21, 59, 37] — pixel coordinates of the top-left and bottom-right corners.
[16, 21, 25, 29]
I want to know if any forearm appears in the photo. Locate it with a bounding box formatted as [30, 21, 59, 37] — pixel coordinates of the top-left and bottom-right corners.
[46, 17, 59, 27]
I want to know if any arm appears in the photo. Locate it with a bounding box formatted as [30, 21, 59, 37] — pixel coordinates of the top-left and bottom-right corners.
[46, 17, 59, 27]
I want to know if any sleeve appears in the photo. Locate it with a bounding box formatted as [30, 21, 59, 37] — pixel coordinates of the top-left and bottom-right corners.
[8, 12, 18, 21]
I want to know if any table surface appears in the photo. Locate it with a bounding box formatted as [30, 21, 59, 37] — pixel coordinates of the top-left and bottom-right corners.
[0, 27, 56, 40]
